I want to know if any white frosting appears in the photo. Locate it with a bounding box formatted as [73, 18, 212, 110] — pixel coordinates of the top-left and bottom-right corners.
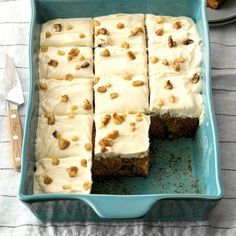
[95, 46, 147, 76]
[34, 156, 92, 194]
[94, 13, 145, 47]
[94, 113, 150, 158]
[145, 15, 201, 47]
[35, 115, 93, 161]
[149, 75, 203, 118]
[39, 78, 93, 115]
[94, 75, 149, 114]
[39, 46, 94, 79]
[40, 18, 93, 47]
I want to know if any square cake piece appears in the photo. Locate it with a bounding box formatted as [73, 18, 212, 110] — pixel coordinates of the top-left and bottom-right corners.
[94, 46, 147, 76]
[35, 115, 93, 161]
[94, 75, 149, 114]
[34, 156, 92, 194]
[39, 78, 93, 116]
[149, 74, 203, 138]
[93, 112, 150, 176]
[39, 46, 94, 79]
[94, 13, 145, 47]
[40, 18, 93, 47]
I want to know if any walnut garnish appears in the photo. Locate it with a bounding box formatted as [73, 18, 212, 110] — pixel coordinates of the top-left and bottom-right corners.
[75, 64, 80, 70]
[100, 114, 111, 128]
[157, 99, 164, 107]
[168, 35, 177, 48]
[136, 111, 142, 117]
[48, 59, 58, 67]
[83, 99, 92, 110]
[57, 50, 65, 56]
[132, 80, 144, 87]
[62, 185, 71, 190]
[61, 95, 69, 103]
[100, 48, 110, 57]
[53, 23, 62, 32]
[165, 80, 173, 89]
[83, 181, 92, 190]
[85, 143, 92, 151]
[191, 73, 200, 84]
[78, 54, 85, 61]
[105, 82, 112, 87]
[81, 159, 87, 167]
[45, 31, 51, 38]
[40, 45, 48, 53]
[52, 130, 60, 139]
[81, 61, 90, 68]
[107, 130, 119, 140]
[99, 138, 113, 147]
[172, 62, 180, 72]
[66, 24, 73, 30]
[79, 33, 85, 38]
[121, 41, 129, 49]
[94, 77, 100, 85]
[110, 93, 118, 99]
[150, 56, 159, 64]
[183, 39, 194, 45]
[156, 16, 164, 23]
[68, 111, 75, 119]
[96, 28, 109, 35]
[71, 136, 79, 141]
[155, 28, 164, 36]
[67, 166, 78, 177]
[136, 116, 143, 122]
[176, 56, 185, 63]
[113, 113, 125, 124]
[173, 21, 181, 29]
[94, 20, 101, 26]
[127, 51, 136, 60]
[162, 59, 169, 65]
[97, 86, 107, 93]
[65, 73, 73, 81]
[52, 156, 60, 166]
[71, 105, 78, 110]
[130, 122, 136, 132]
[44, 175, 53, 185]
[46, 113, 55, 125]
[169, 95, 175, 103]
[116, 22, 124, 29]
[39, 81, 47, 90]
[68, 48, 79, 61]
[58, 138, 70, 150]
[130, 27, 144, 36]
[123, 74, 132, 80]
[101, 147, 108, 153]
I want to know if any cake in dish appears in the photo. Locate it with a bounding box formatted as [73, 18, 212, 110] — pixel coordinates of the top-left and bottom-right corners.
[35, 115, 93, 161]
[34, 156, 92, 194]
[207, 0, 226, 9]
[40, 18, 93, 47]
[39, 78, 93, 115]
[39, 46, 94, 79]
[94, 13, 146, 47]
[94, 75, 149, 114]
[93, 113, 150, 176]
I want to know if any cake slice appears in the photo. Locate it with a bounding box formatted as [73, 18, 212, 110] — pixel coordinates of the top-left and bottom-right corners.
[35, 115, 93, 161]
[93, 113, 150, 176]
[40, 18, 93, 47]
[34, 156, 92, 194]
[39, 46, 94, 79]
[39, 78, 93, 115]
[207, 0, 225, 9]
[94, 75, 149, 114]
[94, 13, 145, 47]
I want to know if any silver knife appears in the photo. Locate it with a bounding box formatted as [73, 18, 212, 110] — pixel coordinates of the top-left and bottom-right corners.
[4, 55, 24, 172]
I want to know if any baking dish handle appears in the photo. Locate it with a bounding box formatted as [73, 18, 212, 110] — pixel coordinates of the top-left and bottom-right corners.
[84, 196, 160, 219]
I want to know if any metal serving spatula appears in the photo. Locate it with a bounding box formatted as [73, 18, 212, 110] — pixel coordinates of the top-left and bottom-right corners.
[4, 55, 24, 172]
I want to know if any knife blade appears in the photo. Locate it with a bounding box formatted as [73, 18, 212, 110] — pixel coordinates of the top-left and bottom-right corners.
[4, 55, 24, 172]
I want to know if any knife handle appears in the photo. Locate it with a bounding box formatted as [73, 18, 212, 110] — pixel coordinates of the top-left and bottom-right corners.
[7, 109, 22, 172]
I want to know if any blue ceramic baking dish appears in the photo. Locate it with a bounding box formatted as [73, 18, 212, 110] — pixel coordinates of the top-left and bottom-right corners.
[19, 0, 223, 221]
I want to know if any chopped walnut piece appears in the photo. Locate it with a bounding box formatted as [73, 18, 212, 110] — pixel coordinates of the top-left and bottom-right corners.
[191, 73, 200, 84]
[136, 116, 143, 122]
[162, 59, 169, 65]
[168, 35, 177, 48]
[79, 33, 85, 38]
[53, 23, 62, 32]
[94, 77, 100, 85]
[94, 20, 101, 26]
[83, 181, 92, 190]
[68, 48, 79, 61]
[71, 105, 78, 110]
[132, 80, 144, 87]
[172, 62, 180, 72]
[83, 99, 92, 110]
[130, 27, 144, 36]
[173, 21, 181, 29]
[99, 138, 113, 147]
[67, 166, 78, 177]
[183, 39, 194, 45]
[120, 41, 129, 49]
[107, 130, 119, 140]
[75, 64, 80, 70]
[77, 54, 84, 62]
[40, 45, 48, 53]
[155, 28, 164, 36]
[116, 22, 124, 29]
[113, 113, 125, 125]
[165, 80, 173, 89]
[66, 24, 73, 30]
[65, 73, 73, 81]
[100, 114, 111, 127]
[46, 113, 55, 125]
[156, 16, 164, 23]
[57, 50, 65, 56]
[101, 146, 108, 153]
[96, 28, 109, 35]
[157, 99, 164, 107]
[62, 185, 71, 190]
[85, 143, 92, 151]
[110, 93, 118, 99]
[61, 95, 69, 103]
[130, 122, 136, 126]
[127, 51, 136, 60]
[150, 56, 159, 64]
[81, 61, 90, 68]
[176, 56, 185, 63]
[71, 136, 79, 142]
[97, 86, 107, 93]
[39, 81, 47, 90]
[100, 48, 110, 57]
[48, 59, 58, 67]
[52, 156, 60, 166]
[52, 130, 60, 139]
[169, 95, 175, 103]
[58, 138, 70, 150]
[81, 159, 87, 167]
[44, 175, 53, 185]
[45, 31, 51, 38]
[130, 126, 136, 132]
[136, 111, 142, 117]
[123, 74, 132, 80]
[68, 111, 75, 119]
[104, 83, 112, 88]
